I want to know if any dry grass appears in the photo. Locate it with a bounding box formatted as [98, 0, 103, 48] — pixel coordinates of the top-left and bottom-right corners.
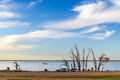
[0, 71, 119, 76]
[0, 71, 119, 80]
[0, 78, 98, 80]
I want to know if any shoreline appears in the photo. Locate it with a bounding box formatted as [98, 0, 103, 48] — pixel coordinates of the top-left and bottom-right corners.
[0, 60, 120, 61]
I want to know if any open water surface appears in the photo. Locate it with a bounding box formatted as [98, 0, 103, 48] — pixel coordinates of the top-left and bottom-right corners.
[0, 60, 119, 71]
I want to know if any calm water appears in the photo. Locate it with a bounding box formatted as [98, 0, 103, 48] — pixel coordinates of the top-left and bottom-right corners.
[0, 60, 119, 71]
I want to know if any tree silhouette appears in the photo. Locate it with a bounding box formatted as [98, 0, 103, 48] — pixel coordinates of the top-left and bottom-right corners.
[91, 48, 97, 71]
[85, 48, 90, 71]
[98, 55, 110, 71]
[13, 61, 20, 70]
[69, 48, 76, 70]
[75, 44, 81, 71]
[60, 59, 70, 71]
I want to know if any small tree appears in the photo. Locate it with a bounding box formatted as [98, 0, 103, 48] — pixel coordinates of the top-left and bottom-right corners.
[13, 61, 20, 70]
[98, 54, 105, 71]
[98, 55, 110, 71]
[60, 59, 70, 71]
[102, 57, 110, 71]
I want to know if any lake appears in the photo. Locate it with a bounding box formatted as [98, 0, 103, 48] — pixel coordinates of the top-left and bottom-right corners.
[0, 60, 119, 71]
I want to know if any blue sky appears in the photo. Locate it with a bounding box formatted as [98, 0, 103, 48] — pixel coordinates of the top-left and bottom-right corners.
[0, 0, 120, 60]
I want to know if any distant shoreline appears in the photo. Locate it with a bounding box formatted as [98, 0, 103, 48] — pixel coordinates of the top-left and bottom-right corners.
[0, 60, 120, 61]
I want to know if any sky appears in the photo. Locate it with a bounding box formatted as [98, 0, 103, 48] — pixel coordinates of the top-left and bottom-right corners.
[0, 0, 120, 60]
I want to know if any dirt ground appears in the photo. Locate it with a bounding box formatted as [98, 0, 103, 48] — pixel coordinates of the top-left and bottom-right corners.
[0, 71, 119, 76]
[0, 78, 101, 80]
[0, 71, 119, 80]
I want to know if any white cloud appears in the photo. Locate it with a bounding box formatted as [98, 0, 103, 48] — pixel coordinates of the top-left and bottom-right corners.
[0, 29, 115, 50]
[0, 11, 20, 19]
[43, 1, 120, 30]
[28, 0, 42, 8]
[0, 0, 29, 28]
[88, 30, 116, 40]
[0, 21, 30, 28]
[80, 26, 102, 34]
[23, 30, 77, 39]
[0, 0, 21, 19]
[0, 30, 77, 50]
[0, 35, 34, 50]
[111, 0, 120, 6]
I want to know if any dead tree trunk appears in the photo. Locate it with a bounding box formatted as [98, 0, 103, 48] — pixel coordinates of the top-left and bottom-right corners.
[13, 61, 20, 70]
[98, 54, 110, 71]
[75, 44, 81, 71]
[85, 48, 90, 71]
[63, 59, 70, 71]
[69, 48, 76, 69]
[98, 54, 105, 71]
[82, 48, 85, 71]
[91, 48, 97, 71]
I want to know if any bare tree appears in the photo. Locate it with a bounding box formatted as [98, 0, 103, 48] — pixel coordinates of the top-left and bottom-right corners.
[85, 48, 90, 71]
[98, 54, 105, 71]
[75, 44, 81, 71]
[61, 59, 70, 71]
[13, 61, 20, 70]
[82, 48, 85, 71]
[98, 54, 110, 71]
[66, 44, 110, 72]
[91, 48, 97, 71]
[102, 57, 110, 71]
[69, 48, 76, 69]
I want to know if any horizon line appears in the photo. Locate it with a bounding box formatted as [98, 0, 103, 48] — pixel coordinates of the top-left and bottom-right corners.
[0, 60, 120, 61]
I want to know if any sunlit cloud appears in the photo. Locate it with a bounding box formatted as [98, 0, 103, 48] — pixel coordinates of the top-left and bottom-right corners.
[0, 30, 77, 50]
[0, 28, 115, 50]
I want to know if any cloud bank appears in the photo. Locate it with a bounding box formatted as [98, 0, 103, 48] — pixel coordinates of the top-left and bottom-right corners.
[0, 29, 115, 50]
